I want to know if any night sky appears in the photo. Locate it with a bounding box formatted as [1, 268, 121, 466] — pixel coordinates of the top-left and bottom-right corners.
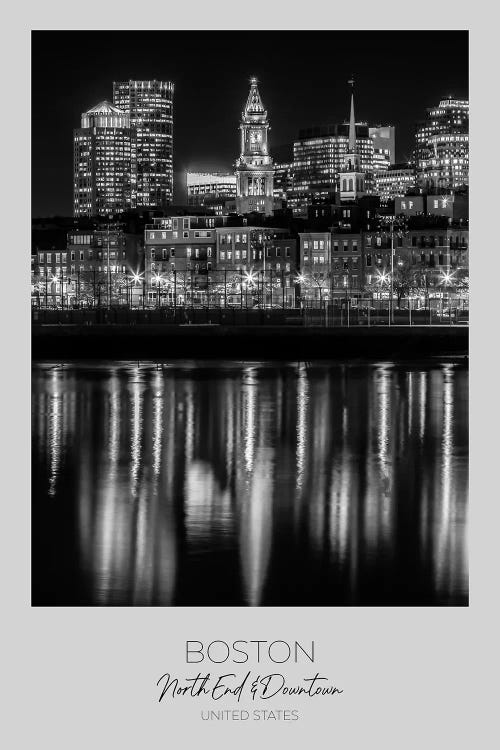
[32, 30, 468, 217]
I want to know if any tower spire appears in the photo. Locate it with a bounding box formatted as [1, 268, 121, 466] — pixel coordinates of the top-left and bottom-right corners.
[348, 77, 356, 152]
[244, 77, 266, 116]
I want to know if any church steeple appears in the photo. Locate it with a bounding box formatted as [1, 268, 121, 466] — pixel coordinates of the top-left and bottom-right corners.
[235, 77, 274, 216]
[339, 77, 366, 202]
[348, 77, 356, 152]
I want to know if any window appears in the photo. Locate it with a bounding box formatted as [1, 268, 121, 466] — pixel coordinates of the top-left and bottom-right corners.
[242, 234, 247, 243]
[39, 253, 44, 263]
[70, 251, 75, 261]
[235, 234, 241, 243]
[366, 237, 371, 247]
[366, 254, 372, 267]
[343, 241, 348, 252]
[333, 241, 339, 252]
[71, 265, 75, 275]
[285, 247, 290, 257]
[89, 250, 93, 260]
[186, 248, 192, 258]
[207, 248, 212, 257]
[150, 232, 155, 240]
[242, 249, 247, 259]
[172, 231, 178, 239]
[352, 275, 358, 287]
[162, 249, 168, 259]
[376, 237, 381, 247]
[227, 251, 232, 260]
[151, 249, 155, 258]
[304, 241, 309, 250]
[207, 262, 212, 271]
[276, 263, 281, 271]
[220, 251, 226, 260]
[170, 248, 175, 257]
[412, 236, 417, 247]
[276, 247, 281, 256]
[55, 253, 61, 263]
[313, 240, 319, 250]
[183, 232, 189, 238]
[235, 250, 240, 260]
[195, 248, 199, 258]
[434, 200, 439, 209]
[286, 263, 290, 272]
[319, 240, 325, 250]
[62, 253, 67, 263]
[438, 253, 444, 265]
[173, 219, 178, 230]
[352, 241, 358, 252]
[319, 256, 325, 264]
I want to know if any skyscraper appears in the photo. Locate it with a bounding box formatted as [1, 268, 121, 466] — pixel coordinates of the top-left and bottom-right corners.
[235, 78, 274, 216]
[415, 98, 469, 190]
[73, 101, 135, 218]
[113, 80, 174, 209]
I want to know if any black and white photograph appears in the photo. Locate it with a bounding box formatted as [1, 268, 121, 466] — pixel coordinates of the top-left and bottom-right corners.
[31, 29, 469, 608]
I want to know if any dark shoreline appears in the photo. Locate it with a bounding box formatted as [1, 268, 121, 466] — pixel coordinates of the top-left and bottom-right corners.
[32, 324, 468, 360]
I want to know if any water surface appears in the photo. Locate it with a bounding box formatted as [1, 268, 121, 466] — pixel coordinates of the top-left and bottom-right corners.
[32, 359, 468, 606]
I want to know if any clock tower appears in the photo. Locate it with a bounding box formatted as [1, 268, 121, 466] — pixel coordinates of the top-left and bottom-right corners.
[235, 77, 274, 216]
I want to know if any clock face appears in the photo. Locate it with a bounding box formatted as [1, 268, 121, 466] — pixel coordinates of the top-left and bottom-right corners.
[250, 131, 261, 143]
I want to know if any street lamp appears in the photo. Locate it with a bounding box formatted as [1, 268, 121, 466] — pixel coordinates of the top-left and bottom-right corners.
[129, 271, 144, 309]
[153, 272, 163, 308]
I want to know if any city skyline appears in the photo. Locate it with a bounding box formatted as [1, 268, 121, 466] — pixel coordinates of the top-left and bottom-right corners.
[32, 30, 468, 216]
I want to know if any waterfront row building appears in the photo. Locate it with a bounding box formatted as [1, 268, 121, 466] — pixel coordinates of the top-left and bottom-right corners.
[143, 215, 298, 306]
[74, 80, 174, 218]
[32, 226, 144, 307]
[298, 223, 468, 301]
[31, 213, 468, 308]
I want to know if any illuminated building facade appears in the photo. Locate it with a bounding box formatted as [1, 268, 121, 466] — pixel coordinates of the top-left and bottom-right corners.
[186, 172, 237, 207]
[32, 226, 143, 306]
[73, 101, 135, 218]
[235, 78, 275, 216]
[144, 215, 227, 304]
[289, 123, 375, 216]
[299, 231, 363, 299]
[375, 165, 416, 203]
[113, 80, 174, 209]
[216, 227, 298, 306]
[369, 125, 395, 171]
[415, 98, 469, 190]
[395, 193, 468, 220]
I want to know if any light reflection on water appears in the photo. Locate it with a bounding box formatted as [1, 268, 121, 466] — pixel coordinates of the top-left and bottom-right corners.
[32, 360, 468, 606]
